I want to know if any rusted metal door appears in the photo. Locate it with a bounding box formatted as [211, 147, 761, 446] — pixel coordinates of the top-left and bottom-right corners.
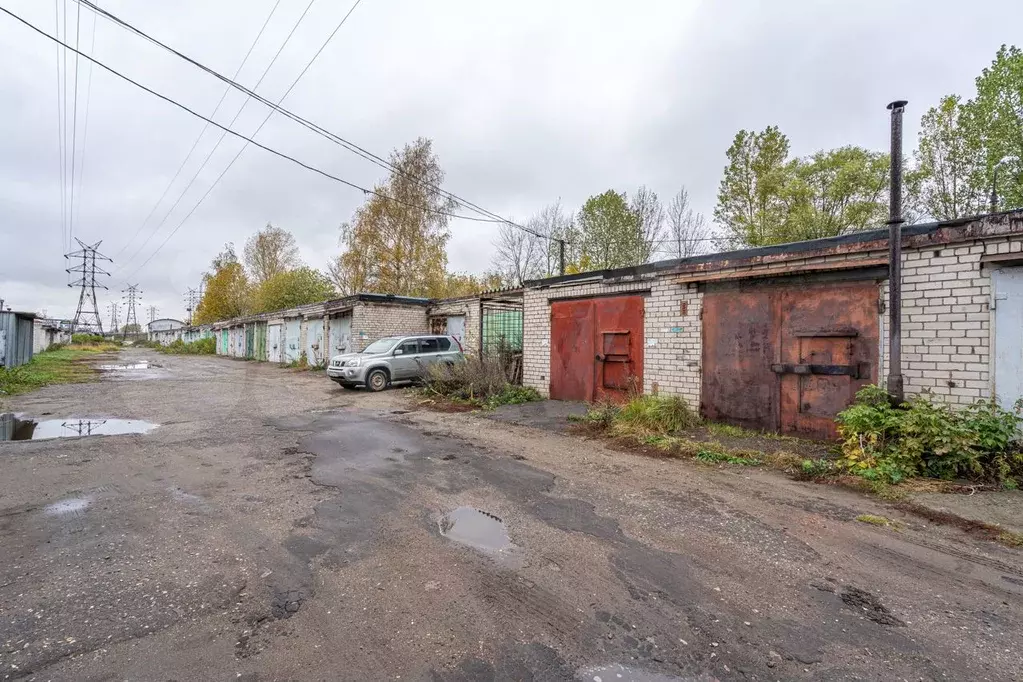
[701, 291, 777, 429]
[549, 296, 644, 402]
[702, 278, 878, 438]
[593, 295, 644, 401]
[550, 299, 595, 401]
[774, 284, 878, 439]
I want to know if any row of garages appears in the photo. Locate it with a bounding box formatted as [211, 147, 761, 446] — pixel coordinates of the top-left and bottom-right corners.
[521, 210, 1023, 439]
[198, 210, 1023, 439]
[208, 291, 525, 366]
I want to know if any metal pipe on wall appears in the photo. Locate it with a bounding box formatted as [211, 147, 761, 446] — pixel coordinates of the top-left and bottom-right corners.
[886, 99, 908, 403]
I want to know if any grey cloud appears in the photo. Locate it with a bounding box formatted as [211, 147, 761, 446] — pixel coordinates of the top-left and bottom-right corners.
[3, 0, 1022, 321]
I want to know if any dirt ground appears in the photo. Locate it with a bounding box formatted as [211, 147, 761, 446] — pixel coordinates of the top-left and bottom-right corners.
[1, 349, 1021, 681]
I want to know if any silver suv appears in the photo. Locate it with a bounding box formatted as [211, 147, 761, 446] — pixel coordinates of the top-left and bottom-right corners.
[326, 334, 464, 391]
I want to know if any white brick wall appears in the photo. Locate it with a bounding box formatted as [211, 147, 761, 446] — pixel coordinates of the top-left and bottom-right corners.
[351, 303, 429, 351]
[876, 236, 1023, 404]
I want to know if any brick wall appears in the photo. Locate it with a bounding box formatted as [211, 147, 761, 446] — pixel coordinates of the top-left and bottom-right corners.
[876, 234, 1023, 404]
[428, 299, 480, 354]
[351, 303, 429, 351]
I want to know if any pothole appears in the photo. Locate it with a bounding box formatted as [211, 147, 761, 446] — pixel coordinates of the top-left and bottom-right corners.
[97, 362, 153, 370]
[439, 507, 523, 565]
[1, 414, 159, 441]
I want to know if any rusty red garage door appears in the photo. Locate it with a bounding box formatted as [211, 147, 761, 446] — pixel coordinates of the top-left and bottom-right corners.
[702, 276, 879, 439]
[550, 295, 644, 402]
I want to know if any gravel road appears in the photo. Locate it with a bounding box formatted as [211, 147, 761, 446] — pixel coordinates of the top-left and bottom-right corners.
[1, 349, 1020, 681]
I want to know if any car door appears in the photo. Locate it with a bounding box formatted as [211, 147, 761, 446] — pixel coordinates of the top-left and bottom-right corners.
[390, 339, 421, 380]
[416, 337, 441, 375]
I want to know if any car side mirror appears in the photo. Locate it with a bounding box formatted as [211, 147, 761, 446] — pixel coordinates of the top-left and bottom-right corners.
[393, 349, 404, 356]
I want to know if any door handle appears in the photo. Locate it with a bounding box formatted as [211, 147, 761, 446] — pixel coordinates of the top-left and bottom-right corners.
[595, 353, 605, 361]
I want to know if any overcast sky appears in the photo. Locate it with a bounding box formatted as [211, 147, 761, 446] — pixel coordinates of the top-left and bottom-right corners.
[2, 0, 1021, 323]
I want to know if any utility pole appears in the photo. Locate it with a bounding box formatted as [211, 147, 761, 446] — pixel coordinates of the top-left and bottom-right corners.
[184, 287, 198, 326]
[122, 284, 141, 339]
[557, 239, 566, 276]
[148, 305, 159, 323]
[66, 238, 111, 334]
[107, 301, 120, 333]
[886, 100, 908, 403]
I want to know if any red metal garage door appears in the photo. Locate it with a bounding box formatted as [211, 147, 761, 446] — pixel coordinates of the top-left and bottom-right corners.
[550, 295, 644, 402]
[702, 278, 879, 439]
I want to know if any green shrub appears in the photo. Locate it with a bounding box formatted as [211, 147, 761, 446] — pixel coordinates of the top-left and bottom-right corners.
[159, 337, 216, 355]
[836, 385, 1023, 483]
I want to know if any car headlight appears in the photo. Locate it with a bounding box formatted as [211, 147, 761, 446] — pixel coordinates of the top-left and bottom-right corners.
[346, 357, 361, 367]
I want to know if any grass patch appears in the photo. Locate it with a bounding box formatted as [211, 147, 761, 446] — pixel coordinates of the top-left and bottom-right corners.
[856, 514, 897, 527]
[695, 448, 762, 466]
[612, 395, 700, 437]
[997, 531, 1023, 548]
[0, 346, 110, 397]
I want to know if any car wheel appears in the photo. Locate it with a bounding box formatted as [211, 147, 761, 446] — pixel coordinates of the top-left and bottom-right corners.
[366, 368, 389, 392]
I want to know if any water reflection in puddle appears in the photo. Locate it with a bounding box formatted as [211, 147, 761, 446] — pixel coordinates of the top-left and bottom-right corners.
[578, 664, 688, 682]
[0, 413, 158, 441]
[97, 362, 152, 371]
[439, 507, 522, 565]
[44, 497, 91, 516]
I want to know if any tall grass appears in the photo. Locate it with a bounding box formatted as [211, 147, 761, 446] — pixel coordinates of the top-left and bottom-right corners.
[609, 395, 700, 437]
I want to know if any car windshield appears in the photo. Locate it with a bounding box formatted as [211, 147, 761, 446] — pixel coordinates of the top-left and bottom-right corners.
[362, 337, 399, 354]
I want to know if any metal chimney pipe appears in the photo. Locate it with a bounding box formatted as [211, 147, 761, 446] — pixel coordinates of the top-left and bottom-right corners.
[886, 100, 908, 403]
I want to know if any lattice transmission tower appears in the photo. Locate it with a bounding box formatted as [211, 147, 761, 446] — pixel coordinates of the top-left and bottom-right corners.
[66, 238, 111, 333]
[122, 284, 141, 339]
[108, 301, 120, 333]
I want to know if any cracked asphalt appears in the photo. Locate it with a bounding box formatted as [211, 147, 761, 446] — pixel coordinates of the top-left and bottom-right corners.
[1, 348, 1021, 681]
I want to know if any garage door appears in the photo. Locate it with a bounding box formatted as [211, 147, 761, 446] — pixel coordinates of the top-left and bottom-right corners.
[702, 277, 879, 439]
[550, 295, 644, 402]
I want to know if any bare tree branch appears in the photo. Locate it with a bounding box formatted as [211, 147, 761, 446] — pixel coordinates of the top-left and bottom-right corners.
[662, 186, 710, 259]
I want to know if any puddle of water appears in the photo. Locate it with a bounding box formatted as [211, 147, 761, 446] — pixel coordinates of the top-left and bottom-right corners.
[439, 507, 522, 566]
[97, 362, 152, 370]
[578, 664, 688, 682]
[44, 497, 91, 516]
[0, 413, 159, 441]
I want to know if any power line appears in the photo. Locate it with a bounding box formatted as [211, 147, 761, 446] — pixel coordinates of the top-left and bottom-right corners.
[62, 0, 68, 249]
[109, 0, 285, 261]
[68, 0, 81, 245]
[3, 7, 482, 225]
[71, 0, 547, 241]
[3, 4, 534, 292]
[54, 0, 66, 252]
[112, 0, 323, 276]
[72, 10, 97, 238]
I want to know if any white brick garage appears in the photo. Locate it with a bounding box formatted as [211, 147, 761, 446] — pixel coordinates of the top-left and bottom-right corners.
[523, 210, 1023, 431]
